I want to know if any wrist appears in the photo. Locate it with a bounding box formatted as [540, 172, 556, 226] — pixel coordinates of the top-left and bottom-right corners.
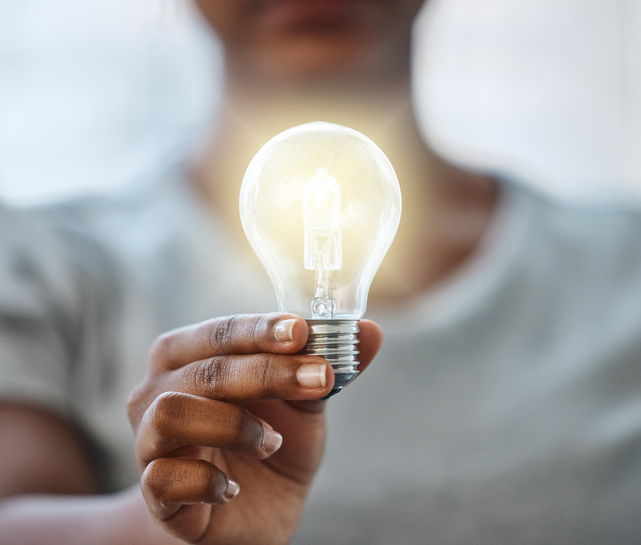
[0, 486, 178, 545]
[109, 485, 184, 545]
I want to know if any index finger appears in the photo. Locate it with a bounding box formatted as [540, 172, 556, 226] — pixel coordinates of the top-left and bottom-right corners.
[150, 313, 308, 371]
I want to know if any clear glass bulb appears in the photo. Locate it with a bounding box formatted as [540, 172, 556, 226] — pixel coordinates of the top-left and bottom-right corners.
[239, 121, 402, 397]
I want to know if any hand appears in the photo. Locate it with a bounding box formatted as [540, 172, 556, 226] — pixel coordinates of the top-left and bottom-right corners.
[127, 313, 382, 544]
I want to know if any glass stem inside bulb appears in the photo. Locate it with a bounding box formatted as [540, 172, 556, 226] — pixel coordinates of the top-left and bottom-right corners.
[312, 268, 335, 319]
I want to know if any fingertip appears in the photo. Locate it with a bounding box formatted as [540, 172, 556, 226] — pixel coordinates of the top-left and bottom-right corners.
[360, 318, 383, 333]
[271, 314, 308, 353]
[292, 360, 335, 400]
[261, 427, 283, 456]
[357, 320, 384, 371]
[359, 319, 383, 350]
[297, 362, 328, 389]
[223, 478, 240, 502]
[324, 362, 336, 395]
[273, 318, 297, 342]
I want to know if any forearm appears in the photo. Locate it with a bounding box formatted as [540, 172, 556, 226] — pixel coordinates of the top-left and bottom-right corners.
[0, 486, 181, 545]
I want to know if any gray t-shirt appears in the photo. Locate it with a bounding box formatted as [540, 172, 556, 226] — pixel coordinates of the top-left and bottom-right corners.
[1, 168, 641, 544]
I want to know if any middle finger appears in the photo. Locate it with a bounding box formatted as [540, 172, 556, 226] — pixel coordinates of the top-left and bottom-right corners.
[136, 391, 284, 468]
[174, 352, 333, 403]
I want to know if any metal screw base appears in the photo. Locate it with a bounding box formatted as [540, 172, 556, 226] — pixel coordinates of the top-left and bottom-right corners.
[302, 320, 360, 399]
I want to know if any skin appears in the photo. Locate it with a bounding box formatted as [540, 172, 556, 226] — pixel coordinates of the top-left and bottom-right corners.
[0, 0, 498, 543]
[128, 314, 382, 543]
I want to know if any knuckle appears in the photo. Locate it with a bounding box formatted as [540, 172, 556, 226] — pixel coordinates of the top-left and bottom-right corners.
[258, 353, 279, 392]
[207, 314, 272, 355]
[194, 356, 235, 396]
[143, 459, 172, 503]
[127, 378, 163, 433]
[209, 315, 240, 354]
[148, 391, 186, 436]
[250, 314, 271, 347]
[126, 383, 146, 427]
[149, 332, 175, 366]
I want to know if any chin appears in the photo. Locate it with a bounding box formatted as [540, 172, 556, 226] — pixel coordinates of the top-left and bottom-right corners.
[254, 33, 380, 84]
[218, 0, 413, 87]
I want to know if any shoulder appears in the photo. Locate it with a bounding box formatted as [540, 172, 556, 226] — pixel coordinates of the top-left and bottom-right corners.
[519, 184, 641, 278]
[0, 200, 81, 314]
[9, 167, 199, 269]
[0, 168, 197, 313]
[529, 186, 641, 245]
[499, 182, 641, 335]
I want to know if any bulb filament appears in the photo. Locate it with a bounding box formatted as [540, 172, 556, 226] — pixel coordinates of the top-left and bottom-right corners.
[303, 168, 342, 318]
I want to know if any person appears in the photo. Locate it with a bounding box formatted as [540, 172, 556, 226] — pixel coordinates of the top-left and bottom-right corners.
[2, 0, 641, 543]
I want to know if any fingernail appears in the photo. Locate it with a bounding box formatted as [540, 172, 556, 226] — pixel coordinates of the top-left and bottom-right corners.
[262, 427, 283, 455]
[224, 478, 240, 502]
[297, 363, 327, 389]
[274, 319, 296, 342]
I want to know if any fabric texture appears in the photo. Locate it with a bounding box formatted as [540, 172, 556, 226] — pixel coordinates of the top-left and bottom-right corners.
[1, 169, 641, 543]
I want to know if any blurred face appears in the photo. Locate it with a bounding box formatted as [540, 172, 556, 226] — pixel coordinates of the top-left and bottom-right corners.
[193, 0, 426, 84]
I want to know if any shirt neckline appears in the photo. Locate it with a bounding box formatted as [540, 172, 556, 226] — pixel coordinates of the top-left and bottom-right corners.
[368, 178, 536, 334]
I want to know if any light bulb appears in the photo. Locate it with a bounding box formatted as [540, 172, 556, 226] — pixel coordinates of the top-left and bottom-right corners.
[239, 121, 402, 397]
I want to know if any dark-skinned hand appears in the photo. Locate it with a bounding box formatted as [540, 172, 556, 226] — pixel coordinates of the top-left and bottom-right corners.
[127, 313, 383, 544]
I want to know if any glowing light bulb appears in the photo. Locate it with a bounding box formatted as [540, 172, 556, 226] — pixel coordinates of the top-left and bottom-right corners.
[240, 122, 401, 397]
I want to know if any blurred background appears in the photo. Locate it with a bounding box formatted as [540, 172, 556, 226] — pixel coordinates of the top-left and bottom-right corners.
[0, 0, 639, 204]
